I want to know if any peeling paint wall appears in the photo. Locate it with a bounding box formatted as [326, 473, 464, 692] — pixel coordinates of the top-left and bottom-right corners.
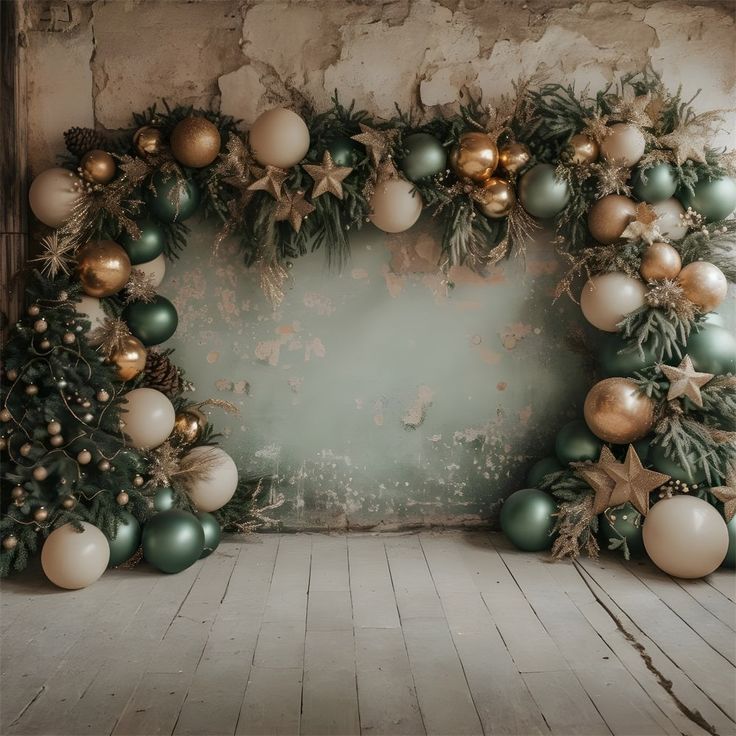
[23, 0, 736, 528]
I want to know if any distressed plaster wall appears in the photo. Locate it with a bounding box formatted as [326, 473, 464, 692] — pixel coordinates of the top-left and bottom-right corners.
[22, 0, 736, 528]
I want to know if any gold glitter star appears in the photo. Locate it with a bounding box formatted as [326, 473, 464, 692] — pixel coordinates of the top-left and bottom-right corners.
[602, 445, 670, 516]
[621, 202, 662, 245]
[609, 91, 653, 129]
[274, 190, 315, 233]
[33, 233, 76, 279]
[658, 124, 708, 165]
[303, 151, 353, 200]
[659, 355, 714, 407]
[574, 446, 618, 514]
[710, 465, 736, 522]
[247, 165, 288, 200]
[351, 124, 398, 167]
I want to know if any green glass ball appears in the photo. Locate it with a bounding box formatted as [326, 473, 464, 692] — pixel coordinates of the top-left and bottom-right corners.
[724, 513, 735, 569]
[518, 164, 570, 219]
[597, 333, 658, 378]
[106, 510, 142, 567]
[326, 137, 361, 167]
[120, 220, 165, 265]
[679, 176, 736, 222]
[123, 295, 178, 346]
[648, 443, 706, 485]
[196, 511, 221, 558]
[599, 502, 644, 557]
[555, 420, 603, 465]
[633, 436, 652, 464]
[142, 509, 204, 574]
[632, 164, 677, 204]
[399, 133, 447, 182]
[701, 312, 726, 327]
[685, 324, 736, 375]
[526, 456, 563, 488]
[153, 486, 176, 512]
[146, 172, 200, 223]
[500, 488, 557, 552]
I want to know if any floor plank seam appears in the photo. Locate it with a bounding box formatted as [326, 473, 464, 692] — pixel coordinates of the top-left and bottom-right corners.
[6, 684, 46, 728]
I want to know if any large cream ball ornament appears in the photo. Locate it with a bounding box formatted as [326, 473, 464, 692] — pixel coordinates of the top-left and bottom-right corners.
[133, 254, 166, 288]
[370, 179, 423, 233]
[75, 296, 107, 345]
[600, 123, 646, 167]
[41, 522, 110, 589]
[29, 167, 83, 228]
[652, 199, 688, 241]
[580, 272, 647, 332]
[120, 388, 175, 449]
[248, 108, 310, 169]
[184, 445, 238, 512]
[643, 496, 728, 578]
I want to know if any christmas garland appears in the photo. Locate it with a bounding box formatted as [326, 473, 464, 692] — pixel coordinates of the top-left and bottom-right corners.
[1, 70, 735, 584]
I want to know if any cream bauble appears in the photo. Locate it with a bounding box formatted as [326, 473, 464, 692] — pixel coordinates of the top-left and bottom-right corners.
[41, 522, 110, 590]
[75, 296, 107, 345]
[370, 179, 423, 233]
[248, 108, 310, 169]
[652, 199, 688, 241]
[600, 123, 646, 167]
[580, 272, 647, 332]
[184, 446, 238, 512]
[643, 496, 728, 579]
[133, 254, 166, 288]
[120, 388, 175, 449]
[29, 168, 83, 228]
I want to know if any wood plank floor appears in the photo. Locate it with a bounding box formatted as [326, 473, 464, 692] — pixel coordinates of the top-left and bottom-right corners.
[1, 531, 734, 736]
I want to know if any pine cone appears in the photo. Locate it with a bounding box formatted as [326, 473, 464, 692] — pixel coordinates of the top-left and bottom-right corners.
[64, 126, 109, 158]
[140, 351, 182, 398]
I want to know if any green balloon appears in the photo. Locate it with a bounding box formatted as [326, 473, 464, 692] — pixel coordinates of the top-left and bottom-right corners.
[123, 295, 178, 346]
[701, 312, 726, 327]
[632, 164, 677, 204]
[120, 220, 165, 265]
[526, 457, 563, 488]
[679, 176, 736, 222]
[648, 443, 706, 485]
[107, 511, 142, 567]
[724, 513, 736, 569]
[597, 333, 658, 378]
[153, 486, 177, 512]
[599, 503, 644, 557]
[555, 420, 603, 465]
[196, 511, 221, 558]
[518, 164, 570, 219]
[500, 489, 557, 552]
[633, 436, 652, 463]
[326, 137, 361, 167]
[399, 133, 447, 182]
[143, 509, 204, 574]
[685, 324, 736, 375]
[146, 172, 200, 223]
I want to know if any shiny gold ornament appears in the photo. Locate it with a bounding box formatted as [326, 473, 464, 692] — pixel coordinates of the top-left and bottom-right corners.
[303, 151, 353, 200]
[133, 126, 163, 157]
[32, 466, 48, 481]
[98, 459, 111, 471]
[97, 389, 110, 402]
[27, 304, 40, 317]
[584, 377, 655, 445]
[116, 491, 130, 506]
[567, 134, 599, 164]
[170, 117, 221, 169]
[34, 319, 48, 333]
[476, 177, 516, 219]
[109, 335, 147, 381]
[676, 261, 728, 313]
[33, 506, 49, 522]
[39, 340, 51, 351]
[2, 534, 18, 551]
[0, 437, 6, 451]
[25, 384, 38, 396]
[587, 194, 637, 244]
[173, 408, 207, 445]
[660, 355, 713, 408]
[640, 242, 682, 281]
[50, 435, 64, 447]
[449, 132, 499, 184]
[62, 332, 76, 345]
[80, 149, 116, 184]
[6, 369, 18, 381]
[47, 420, 62, 435]
[133, 474, 144, 487]
[11, 485, 25, 499]
[498, 142, 531, 174]
[0, 409, 12, 422]
[77, 240, 132, 298]
[61, 495, 77, 510]
[20, 443, 32, 457]
[77, 449, 92, 465]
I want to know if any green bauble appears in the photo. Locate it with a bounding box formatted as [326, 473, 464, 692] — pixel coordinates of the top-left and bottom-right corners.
[196, 511, 221, 558]
[599, 503, 644, 557]
[633, 436, 652, 464]
[632, 164, 677, 204]
[648, 443, 706, 485]
[326, 136, 361, 167]
[500, 489, 557, 552]
[399, 133, 447, 182]
[146, 172, 200, 223]
[701, 312, 726, 327]
[518, 164, 570, 219]
[555, 420, 603, 465]
[526, 457, 563, 488]
[597, 333, 658, 378]
[678, 176, 736, 222]
[724, 514, 736, 569]
[153, 486, 176, 512]
[106, 511, 142, 567]
[120, 220, 165, 265]
[142, 509, 204, 574]
[685, 324, 736, 375]
[123, 295, 178, 346]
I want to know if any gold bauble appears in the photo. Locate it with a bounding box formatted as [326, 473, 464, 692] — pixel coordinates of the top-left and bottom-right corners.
[172, 408, 207, 445]
[567, 134, 599, 164]
[584, 377, 654, 444]
[11, 485, 25, 499]
[61, 495, 77, 510]
[676, 261, 728, 313]
[97, 389, 110, 403]
[80, 149, 116, 184]
[27, 305, 40, 317]
[477, 177, 516, 219]
[76, 240, 132, 298]
[33, 466, 48, 481]
[587, 194, 637, 244]
[0, 409, 12, 422]
[2, 535, 18, 551]
[34, 319, 48, 333]
[109, 335, 147, 381]
[170, 117, 221, 168]
[116, 491, 130, 506]
[50, 435, 64, 447]
[98, 459, 111, 471]
[449, 132, 499, 184]
[33, 506, 49, 522]
[47, 420, 61, 435]
[639, 242, 682, 282]
[25, 384, 38, 396]
[133, 126, 163, 157]
[498, 142, 531, 174]
[77, 449, 92, 465]
[62, 332, 76, 345]
[20, 443, 32, 457]
[133, 474, 144, 487]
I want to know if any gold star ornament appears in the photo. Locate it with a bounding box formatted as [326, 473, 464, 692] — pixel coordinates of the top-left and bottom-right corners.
[274, 190, 315, 233]
[710, 465, 736, 522]
[351, 124, 398, 167]
[609, 91, 653, 129]
[603, 445, 670, 516]
[303, 152, 353, 200]
[659, 355, 714, 407]
[620, 202, 662, 245]
[574, 446, 619, 514]
[658, 123, 708, 165]
[247, 165, 288, 200]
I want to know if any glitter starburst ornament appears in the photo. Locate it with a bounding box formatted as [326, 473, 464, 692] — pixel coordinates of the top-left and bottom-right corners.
[659, 355, 714, 408]
[124, 268, 158, 304]
[581, 113, 612, 144]
[33, 233, 76, 279]
[620, 202, 663, 245]
[303, 151, 353, 200]
[608, 91, 653, 129]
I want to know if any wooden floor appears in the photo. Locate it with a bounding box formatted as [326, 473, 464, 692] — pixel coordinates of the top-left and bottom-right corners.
[1, 532, 734, 736]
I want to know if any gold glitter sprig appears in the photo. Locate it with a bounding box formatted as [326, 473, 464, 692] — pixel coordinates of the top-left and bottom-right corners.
[33, 233, 76, 279]
[124, 268, 157, 304]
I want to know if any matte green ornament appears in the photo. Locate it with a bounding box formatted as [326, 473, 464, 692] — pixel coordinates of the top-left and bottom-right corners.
[142, 509, 204, 574]
[146, 172, 200, 223]
[123, 295, 178, 346]
[196, 511, 221, 558]
[526, 456, 563, 488]
[399, 133, 447, 182]
[518, 164, 570, 219]
[555, 420, 603, 465]
[633, 436, 652, 463]
[724, 513, 735, 569]
[500, 488, 557, 552]
[599, 502, 644, 558]
[120, 220, 165, 265]
[685, 324, 736, 375]
[701, 312, 726, 327]
[597, 333, 658, 378]
[648, 443, 706, 485]
[106, 511, 142, 567]
[153, 486, 177, 512]
[631, 164, 677, 204]
[326, 136, 361, 167]
[678, 176, 736, 222]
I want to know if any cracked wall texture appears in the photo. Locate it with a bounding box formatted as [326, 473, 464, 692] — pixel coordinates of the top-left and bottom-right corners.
[22, 0, 736, 528]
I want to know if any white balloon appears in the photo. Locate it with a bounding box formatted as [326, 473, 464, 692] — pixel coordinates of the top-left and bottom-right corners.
[134, 254, 166, 287]
[29, 167, 83, 228]
[185, 445, 238, 512]
[653, 198, 688, 241]
[249, 108, 310, 169]
[580, 272, 647, 332]
[120, 388, 175, 449]
[370, 179, 423, 233]
[75, 296, 108, 345]
[41, 522, 110, 590]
